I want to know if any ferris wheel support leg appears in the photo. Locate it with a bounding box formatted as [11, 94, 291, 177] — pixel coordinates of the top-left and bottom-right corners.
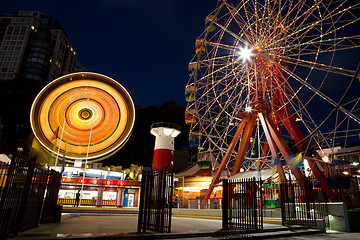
[280, 115, 336, 201]
[258, 112, 286, 181]
[263, 113, 305, 183]
[204, 114, 248, 199]
[307, 159, 336, 202]
[231, 112, 257, 176]
[260, 141, 269, 169]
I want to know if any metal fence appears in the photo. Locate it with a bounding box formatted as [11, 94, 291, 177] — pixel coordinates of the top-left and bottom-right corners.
[186, 198, 222, 209]
[0, 153, 61, 238]
[138, 168, 174, 233]
[309, 177, 330, 226]
[280, 177, 317, 226]
[0, 162, 10, 202]
[21, 165, 49, 231]
[41, 170, 62, 223]
[223, 178, 263, 232]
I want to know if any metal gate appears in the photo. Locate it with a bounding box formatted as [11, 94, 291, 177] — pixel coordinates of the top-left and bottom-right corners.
[280, 178, 316, 226]
[222, 178, 263, 232]
[40, 169, 62, 223]
[0, 151, 61, 238]
[20, 163, 49, 231]
[0, 153, 36, 237]
[137, 168, 173, 233]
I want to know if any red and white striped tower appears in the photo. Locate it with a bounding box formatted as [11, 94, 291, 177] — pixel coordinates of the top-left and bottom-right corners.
[150, 122, 181, 171]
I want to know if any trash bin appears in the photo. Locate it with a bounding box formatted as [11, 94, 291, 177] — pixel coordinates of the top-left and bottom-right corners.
[54, 204, 63, 222]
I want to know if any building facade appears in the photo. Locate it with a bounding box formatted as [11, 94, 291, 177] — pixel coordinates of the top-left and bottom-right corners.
[54, 164, 142, 208]
[0, 11, 84, 83]
[0, 11, 85, 152]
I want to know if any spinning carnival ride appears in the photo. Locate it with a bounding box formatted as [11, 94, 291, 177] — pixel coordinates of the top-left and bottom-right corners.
[30, 72, 135, 163]
[185, 0, 360, 198]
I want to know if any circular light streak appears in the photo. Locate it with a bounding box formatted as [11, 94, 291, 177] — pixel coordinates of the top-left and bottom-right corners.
[30, 72, 135, 162]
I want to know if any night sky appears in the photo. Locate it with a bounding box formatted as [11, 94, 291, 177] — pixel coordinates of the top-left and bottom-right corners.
[1, 0, 217, 108]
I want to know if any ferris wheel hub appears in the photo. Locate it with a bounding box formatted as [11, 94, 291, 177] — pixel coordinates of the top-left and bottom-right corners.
[237, 45, 255, 63]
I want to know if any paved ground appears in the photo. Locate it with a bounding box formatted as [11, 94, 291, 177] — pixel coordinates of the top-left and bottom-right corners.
[10, 208, 360, 240]
[12, 214, 295, 239]
[273, 233, 360, 240]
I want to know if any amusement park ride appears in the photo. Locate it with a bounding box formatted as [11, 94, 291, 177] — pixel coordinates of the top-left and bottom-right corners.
[30, 72, 135, 165]
[185, 0, 360, 199]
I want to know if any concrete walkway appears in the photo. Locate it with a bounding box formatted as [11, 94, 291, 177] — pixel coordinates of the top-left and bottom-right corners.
[10, 207, 359, 240]
[13, 214, 288, 239]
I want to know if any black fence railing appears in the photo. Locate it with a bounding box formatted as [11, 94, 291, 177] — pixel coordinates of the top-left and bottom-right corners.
[280, 177, 317, 226]
[41, 169, 62, 223]
[309, 176, 330, 226]
[0, 162, 10, 201]
[0, 153, 61, 238]
[138, 168, 174, 233]
[223, 178, 263, 232]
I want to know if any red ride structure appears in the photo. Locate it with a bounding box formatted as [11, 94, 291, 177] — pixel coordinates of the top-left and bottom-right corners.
[185, 0, 360, 200]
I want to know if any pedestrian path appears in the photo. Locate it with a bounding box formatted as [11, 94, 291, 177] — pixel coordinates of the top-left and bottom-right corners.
[14, 215, 289, 240]
[62, 206, 283, 224]
[11, 207, 332, 240]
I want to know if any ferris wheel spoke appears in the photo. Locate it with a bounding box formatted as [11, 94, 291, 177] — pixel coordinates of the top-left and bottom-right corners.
[204, 72, 247, 116]
[212, 15, 251, 47]
[271, 3, 359, 51]
[206, 41, 238, 52]
[278, 64, 360, 124]
[198, 58, 246, 85]
[280, 55, 356, 77]
[274, 74, 323, 136]
[267, 3, 321, 48]
[268, 34, 360, 55]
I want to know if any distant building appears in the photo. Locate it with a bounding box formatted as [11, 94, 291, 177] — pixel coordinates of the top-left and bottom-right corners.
[54, 164, 142, 207]
[0, 11, 85, 83]
[0, 11, 85, 152]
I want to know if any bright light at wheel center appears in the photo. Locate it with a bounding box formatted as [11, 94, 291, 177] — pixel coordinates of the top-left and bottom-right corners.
[238, 46, 254, 63]
[245, 106, 252, 112]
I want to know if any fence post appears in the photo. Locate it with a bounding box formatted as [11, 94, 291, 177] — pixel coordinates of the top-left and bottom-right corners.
[280, 181, 286, 225]
[137, 171, 146, 233]
[168, 169, 174, 233]
[159, 168, 166, 233]
[253, 178, 257, 231]
[14, 157, 36, 234]
[222, 179, 228, 230]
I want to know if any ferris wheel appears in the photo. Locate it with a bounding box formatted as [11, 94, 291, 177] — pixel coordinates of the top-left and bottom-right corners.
[185, 0, 360, 181]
